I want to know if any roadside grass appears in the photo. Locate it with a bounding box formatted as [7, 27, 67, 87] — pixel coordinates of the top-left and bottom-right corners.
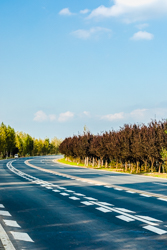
[57, 158, 167, 178]
[142, 173, 167, 178]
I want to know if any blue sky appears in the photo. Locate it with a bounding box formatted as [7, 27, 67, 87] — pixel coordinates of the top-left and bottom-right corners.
[0, 0, 167, 139]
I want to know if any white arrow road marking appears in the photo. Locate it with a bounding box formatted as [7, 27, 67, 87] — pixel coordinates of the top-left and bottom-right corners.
[143, 225, 167, 235]
[0, 211, 11, 216]
[10, 232, 34, 242]
[3, 220, 21, 228]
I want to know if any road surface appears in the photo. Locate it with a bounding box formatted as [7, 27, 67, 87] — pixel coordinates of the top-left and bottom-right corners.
[0, 156, 167, 249]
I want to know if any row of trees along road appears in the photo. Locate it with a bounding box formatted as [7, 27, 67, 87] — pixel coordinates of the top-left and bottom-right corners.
[59, 121, 167, 173]
[0, 123, 62, 158]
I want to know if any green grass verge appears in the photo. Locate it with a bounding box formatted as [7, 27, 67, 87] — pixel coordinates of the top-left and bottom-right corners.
[143, 173, 167, 178]
[57, 158, 167, 178]
[58, 158, 128, 172]
[58, 158, 87, 167]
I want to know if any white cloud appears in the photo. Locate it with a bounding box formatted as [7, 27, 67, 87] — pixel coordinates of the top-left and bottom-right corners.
[59, 8, 73, 16]
[83, 111, 90, 117]
[100, 108, 167, 124]
[88, 0, 167, 22]
[33, 111, 48, 122]
[48, 114, 56, 121]
[101, 112, 124, 121]
[34, 111, 56, 122]
[136, 23, 149, 30]
[130, 109, 148, 118]
[80, 9, 90, 14]
[131, 31, 154, 40]
[58, 111, 74, 122]
[72, 27, 111, 39]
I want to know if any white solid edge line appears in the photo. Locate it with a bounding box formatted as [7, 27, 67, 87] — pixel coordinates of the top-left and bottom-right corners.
[158, 198, 167, 202]
[140, 194, 151, 197]
[0, 223, 16, 250]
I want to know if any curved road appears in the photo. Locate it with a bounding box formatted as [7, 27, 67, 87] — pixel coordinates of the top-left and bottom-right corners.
[0, 156, 167, 249]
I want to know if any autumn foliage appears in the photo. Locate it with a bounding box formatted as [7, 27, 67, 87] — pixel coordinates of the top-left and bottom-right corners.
[59, 121, 167, 173]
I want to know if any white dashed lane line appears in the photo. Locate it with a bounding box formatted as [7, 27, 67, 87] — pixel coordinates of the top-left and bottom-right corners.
[6, 160, 167, 236]
[3, 220, 21, 228]
[96, 202, 113, 206]
[73, 193, 85, 197]
[60, 193, 69, 196]
[81, 201, 94, 206]
[85, 197, 97, 201]
[0, 211, 11, 217]
[143, 225, 167, 235]
[116, 215, 135, 222]
[69, 197, 80, 200]
[10, 232, 34, 242]
[96, 207, 111, 213]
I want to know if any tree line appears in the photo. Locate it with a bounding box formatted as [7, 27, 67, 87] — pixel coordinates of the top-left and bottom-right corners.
[59, 121, 167, 173]
[0, 123, 62, 158]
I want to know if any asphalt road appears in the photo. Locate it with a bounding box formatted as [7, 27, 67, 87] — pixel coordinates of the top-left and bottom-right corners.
[0, 156, 167, 250]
